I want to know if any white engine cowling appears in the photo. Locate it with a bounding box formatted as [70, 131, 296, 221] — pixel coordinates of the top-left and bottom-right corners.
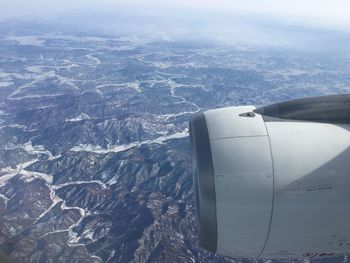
[190, 94, 350, 259]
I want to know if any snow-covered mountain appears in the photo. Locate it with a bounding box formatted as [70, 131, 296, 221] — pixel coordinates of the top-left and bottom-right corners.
[0, 21, 349, 263]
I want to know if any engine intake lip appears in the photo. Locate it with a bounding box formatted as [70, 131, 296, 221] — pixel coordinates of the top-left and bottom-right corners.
[189, 111, 217, 253]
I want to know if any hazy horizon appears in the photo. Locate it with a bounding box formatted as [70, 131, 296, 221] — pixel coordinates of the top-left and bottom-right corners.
[1, 1, 350, 51]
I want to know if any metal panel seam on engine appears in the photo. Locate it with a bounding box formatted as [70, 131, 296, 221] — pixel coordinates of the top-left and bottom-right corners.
[257, 121, 276, 258]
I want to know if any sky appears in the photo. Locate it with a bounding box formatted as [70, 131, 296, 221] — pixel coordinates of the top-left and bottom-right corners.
[1, 0, 350, 30]
[1, 0, 350, 48]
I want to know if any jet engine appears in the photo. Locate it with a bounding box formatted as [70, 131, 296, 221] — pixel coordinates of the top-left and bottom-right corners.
[190, 94, 350, 259]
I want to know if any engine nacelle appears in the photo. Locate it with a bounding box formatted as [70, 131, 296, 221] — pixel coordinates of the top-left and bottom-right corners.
[190, 94, 350, 259]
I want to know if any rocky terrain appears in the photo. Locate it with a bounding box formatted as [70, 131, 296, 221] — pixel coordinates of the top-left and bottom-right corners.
[0, 21, 350, 262]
